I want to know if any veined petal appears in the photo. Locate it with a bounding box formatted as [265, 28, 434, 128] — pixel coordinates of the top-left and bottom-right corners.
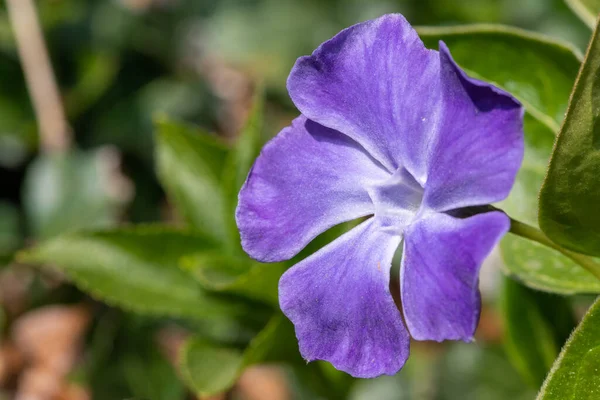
[279, 218, 409, 378]
[287, 14, 440, 180]
[236, 116, 388, 263]
[422, 42, 524, 212]
[401, 211, 509, 342]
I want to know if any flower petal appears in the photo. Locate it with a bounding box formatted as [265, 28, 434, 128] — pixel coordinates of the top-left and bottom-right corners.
[236, 116, 388, 262]
[401, 211, 509, 341]
[287, 14, 440, 179]
[422, 42, 524, 212]
[279, 218, 409, 378]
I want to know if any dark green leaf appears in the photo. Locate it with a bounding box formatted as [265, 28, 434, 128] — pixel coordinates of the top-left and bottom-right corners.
[537, 297, 600, 399]
[65, 50, 119, 118]
[180, 314, 297, 396]
[500, 277, 575, 386]
[122, 344, 186, 400]
[243, 313, 297, 365]
[154, 117, 234, 247]
[539, 18, 600, 257]
[566, 0, 600, 28]
[0, 201, 21, 266]
[18, 226, 246, 319]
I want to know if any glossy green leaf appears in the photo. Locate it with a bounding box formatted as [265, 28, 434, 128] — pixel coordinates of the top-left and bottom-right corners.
[537, 297, 600, 399]
[180, 314, 296, 396]
[499, 113, 600, 293]
[566, 0, 600, 28]
[154, 117, 234, 246]
[418, 24, 582, 134]
[500, 278, 575, 386]
[180, 253, 284, 306]
[22, 150, 125, 239]
[18, 226, 246, 319]
[540, 18, 600, 257]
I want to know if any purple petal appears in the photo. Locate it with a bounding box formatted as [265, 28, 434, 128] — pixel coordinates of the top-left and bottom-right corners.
[279, 218, 409, 378]
[236, 116, 388, 262]
[422, 42, 524, 212]
[287, 14, 440, 180]
[401, 211, 509, 341]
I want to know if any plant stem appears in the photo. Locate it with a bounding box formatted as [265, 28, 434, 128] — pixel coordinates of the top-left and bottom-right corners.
[5, 0, 71, 153]
[509, 218, 600, 281]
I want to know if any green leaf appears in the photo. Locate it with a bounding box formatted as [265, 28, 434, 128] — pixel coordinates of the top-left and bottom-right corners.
[223, 89, 265, 198]
[122, 343, 186, 400]
[18, 226, 246, 319]
[537, 297, 600, 399]
[500, 277, 575, 386]
[180, 341, 243, 397]
[179, 313, 297, 396]
[222, 90, 266, 244]
[418, 24, 582, 133]
[539, 18, 600, 257]
[498, 114, 600, 293]
[22, 150, 124, 239]
[566, 0, 600, 28]
[154, 117, 234, 246]
[500, 131, 600, 295]
[181, 253, 284, 306]
[65, 50, 120, 118]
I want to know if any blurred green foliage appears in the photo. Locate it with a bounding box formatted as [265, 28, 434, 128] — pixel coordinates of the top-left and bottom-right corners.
[0, 0, 597, 399]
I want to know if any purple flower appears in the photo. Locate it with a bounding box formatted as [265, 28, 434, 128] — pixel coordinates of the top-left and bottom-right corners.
[236, 14, 524, 378]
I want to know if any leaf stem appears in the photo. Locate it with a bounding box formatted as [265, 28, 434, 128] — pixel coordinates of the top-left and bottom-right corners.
[508, 218, 600, 281]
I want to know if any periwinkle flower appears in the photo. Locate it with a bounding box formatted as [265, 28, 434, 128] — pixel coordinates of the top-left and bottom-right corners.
[236, 14, 524, 378]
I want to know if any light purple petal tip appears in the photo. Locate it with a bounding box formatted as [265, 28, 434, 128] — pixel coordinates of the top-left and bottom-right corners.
[401, 211, 510, 342]
[279, 219, 410, 378]
[236, 116, 387, 262]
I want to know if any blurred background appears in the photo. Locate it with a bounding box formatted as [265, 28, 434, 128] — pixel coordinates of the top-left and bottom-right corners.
[0, 0, 593, 399]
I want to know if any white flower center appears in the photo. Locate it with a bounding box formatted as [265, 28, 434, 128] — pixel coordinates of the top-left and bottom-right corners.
[367, 167, 424, 234]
